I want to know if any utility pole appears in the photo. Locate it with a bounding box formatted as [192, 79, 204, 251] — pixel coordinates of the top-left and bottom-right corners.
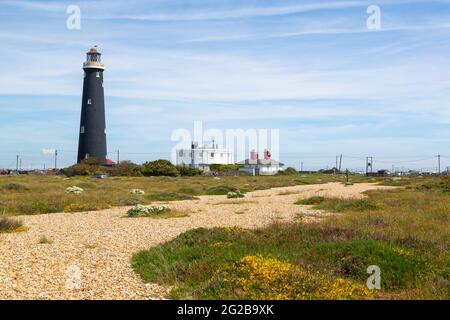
[54, 149, 58, 170]
[437, 154, 441, 175]
[117, 150, 120, 165]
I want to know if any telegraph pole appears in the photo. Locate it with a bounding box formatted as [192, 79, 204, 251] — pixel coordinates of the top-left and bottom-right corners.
[437, 154, 441, 175]
[54, 149, 58, 170]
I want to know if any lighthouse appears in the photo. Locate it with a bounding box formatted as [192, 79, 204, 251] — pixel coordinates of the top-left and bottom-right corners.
[77, 46, 107, 164]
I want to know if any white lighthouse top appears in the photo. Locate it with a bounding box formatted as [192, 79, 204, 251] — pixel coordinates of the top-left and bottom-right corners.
[83, 46, 105, 70]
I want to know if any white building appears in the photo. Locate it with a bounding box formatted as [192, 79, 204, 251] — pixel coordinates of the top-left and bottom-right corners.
[237, 150, 284, 176]
[176, 142, 233, 170]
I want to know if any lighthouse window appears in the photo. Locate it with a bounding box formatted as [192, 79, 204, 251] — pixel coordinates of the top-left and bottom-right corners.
[96, 72, 100, 78]
[80, 126, 85, 134]
[87, 98, 92, 105]
[211, 153, 215, 157]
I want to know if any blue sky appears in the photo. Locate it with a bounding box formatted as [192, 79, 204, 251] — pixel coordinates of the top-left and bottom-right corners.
[0, 0, 450, 171]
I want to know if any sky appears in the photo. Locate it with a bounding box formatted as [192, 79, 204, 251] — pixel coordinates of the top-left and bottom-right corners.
[0, 0, 450, 171]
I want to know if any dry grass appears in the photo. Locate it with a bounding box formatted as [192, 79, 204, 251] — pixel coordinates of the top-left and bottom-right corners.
[0, 174, 365, 216]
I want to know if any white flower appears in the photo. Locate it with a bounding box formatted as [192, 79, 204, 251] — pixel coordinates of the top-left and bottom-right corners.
[65, 186, 84, 194]
[127, 204, 170, 217]
[130, 189, 145, 195]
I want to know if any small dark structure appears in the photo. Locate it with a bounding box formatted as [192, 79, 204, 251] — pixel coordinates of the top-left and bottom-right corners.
[77, 46, 108, 164]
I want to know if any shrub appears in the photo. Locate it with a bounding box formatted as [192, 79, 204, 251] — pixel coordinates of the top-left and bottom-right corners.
[127, 204, 170, 217]
[295, 196, 325, 205]
[176, 165, 202, 176]
[227, 191, 245, 199]
[277, 167, 298, 176]
[205, 185, 238, 195]
[209, 164, 240, 174]
[204, 255, 372, 300]
[0, 217, 23, 233]
[108, 161, 143, 176]
[141, 160, 179, 177]
[130, 189, 145, 195]
[62, 158, 104, 176]
[65, 186, 84, 194]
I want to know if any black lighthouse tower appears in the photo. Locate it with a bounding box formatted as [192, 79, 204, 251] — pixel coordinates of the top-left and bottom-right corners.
[77, 46, 107, 164]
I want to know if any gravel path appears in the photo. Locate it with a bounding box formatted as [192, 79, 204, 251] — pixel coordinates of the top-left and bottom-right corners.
[0, 182, 393, 300]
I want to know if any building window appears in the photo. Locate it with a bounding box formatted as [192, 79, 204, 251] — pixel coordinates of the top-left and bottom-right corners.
[87, 98, 92, 105]
[96, 72, 100, 78]
[179, 150, 184, 157]
[85, 153, 90, 159]
[211, 153, 214, 157]
[80, 126, 85, 134]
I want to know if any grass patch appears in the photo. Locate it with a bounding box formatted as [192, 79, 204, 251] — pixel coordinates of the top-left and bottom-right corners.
[295, 196, 325, 205]
[147, 192, 198, 202]
[313, 198, 383, 212]
[38, 235, 52, 244]
[205, 186, 238, 195]
[0, 217, 26, 233]
[1, 183, 29, 191]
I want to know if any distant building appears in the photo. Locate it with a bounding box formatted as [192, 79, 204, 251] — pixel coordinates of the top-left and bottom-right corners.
[176, 142, 233, 170]
[237, 150, 284, 176]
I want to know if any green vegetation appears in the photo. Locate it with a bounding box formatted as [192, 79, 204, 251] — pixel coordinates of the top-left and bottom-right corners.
[132, 180, 449, 300]
[295, 196, 325, 205]
[0, 217, 26, 233]
[38, 235, 52, 244]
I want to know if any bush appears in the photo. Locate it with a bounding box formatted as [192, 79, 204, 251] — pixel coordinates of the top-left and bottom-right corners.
[62, 158, 104, 176]
[0, 217, 23, 233]
[205, 185, 238, 195]
[108, 161, 143, 177]
[127, 204, 171, 217]
[141, 160, 179, 177]
[204, 255, 372, 300]
[209, 164, 240, 173]
[176, 165, 202, 176]
[277, 167, 298, 175]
